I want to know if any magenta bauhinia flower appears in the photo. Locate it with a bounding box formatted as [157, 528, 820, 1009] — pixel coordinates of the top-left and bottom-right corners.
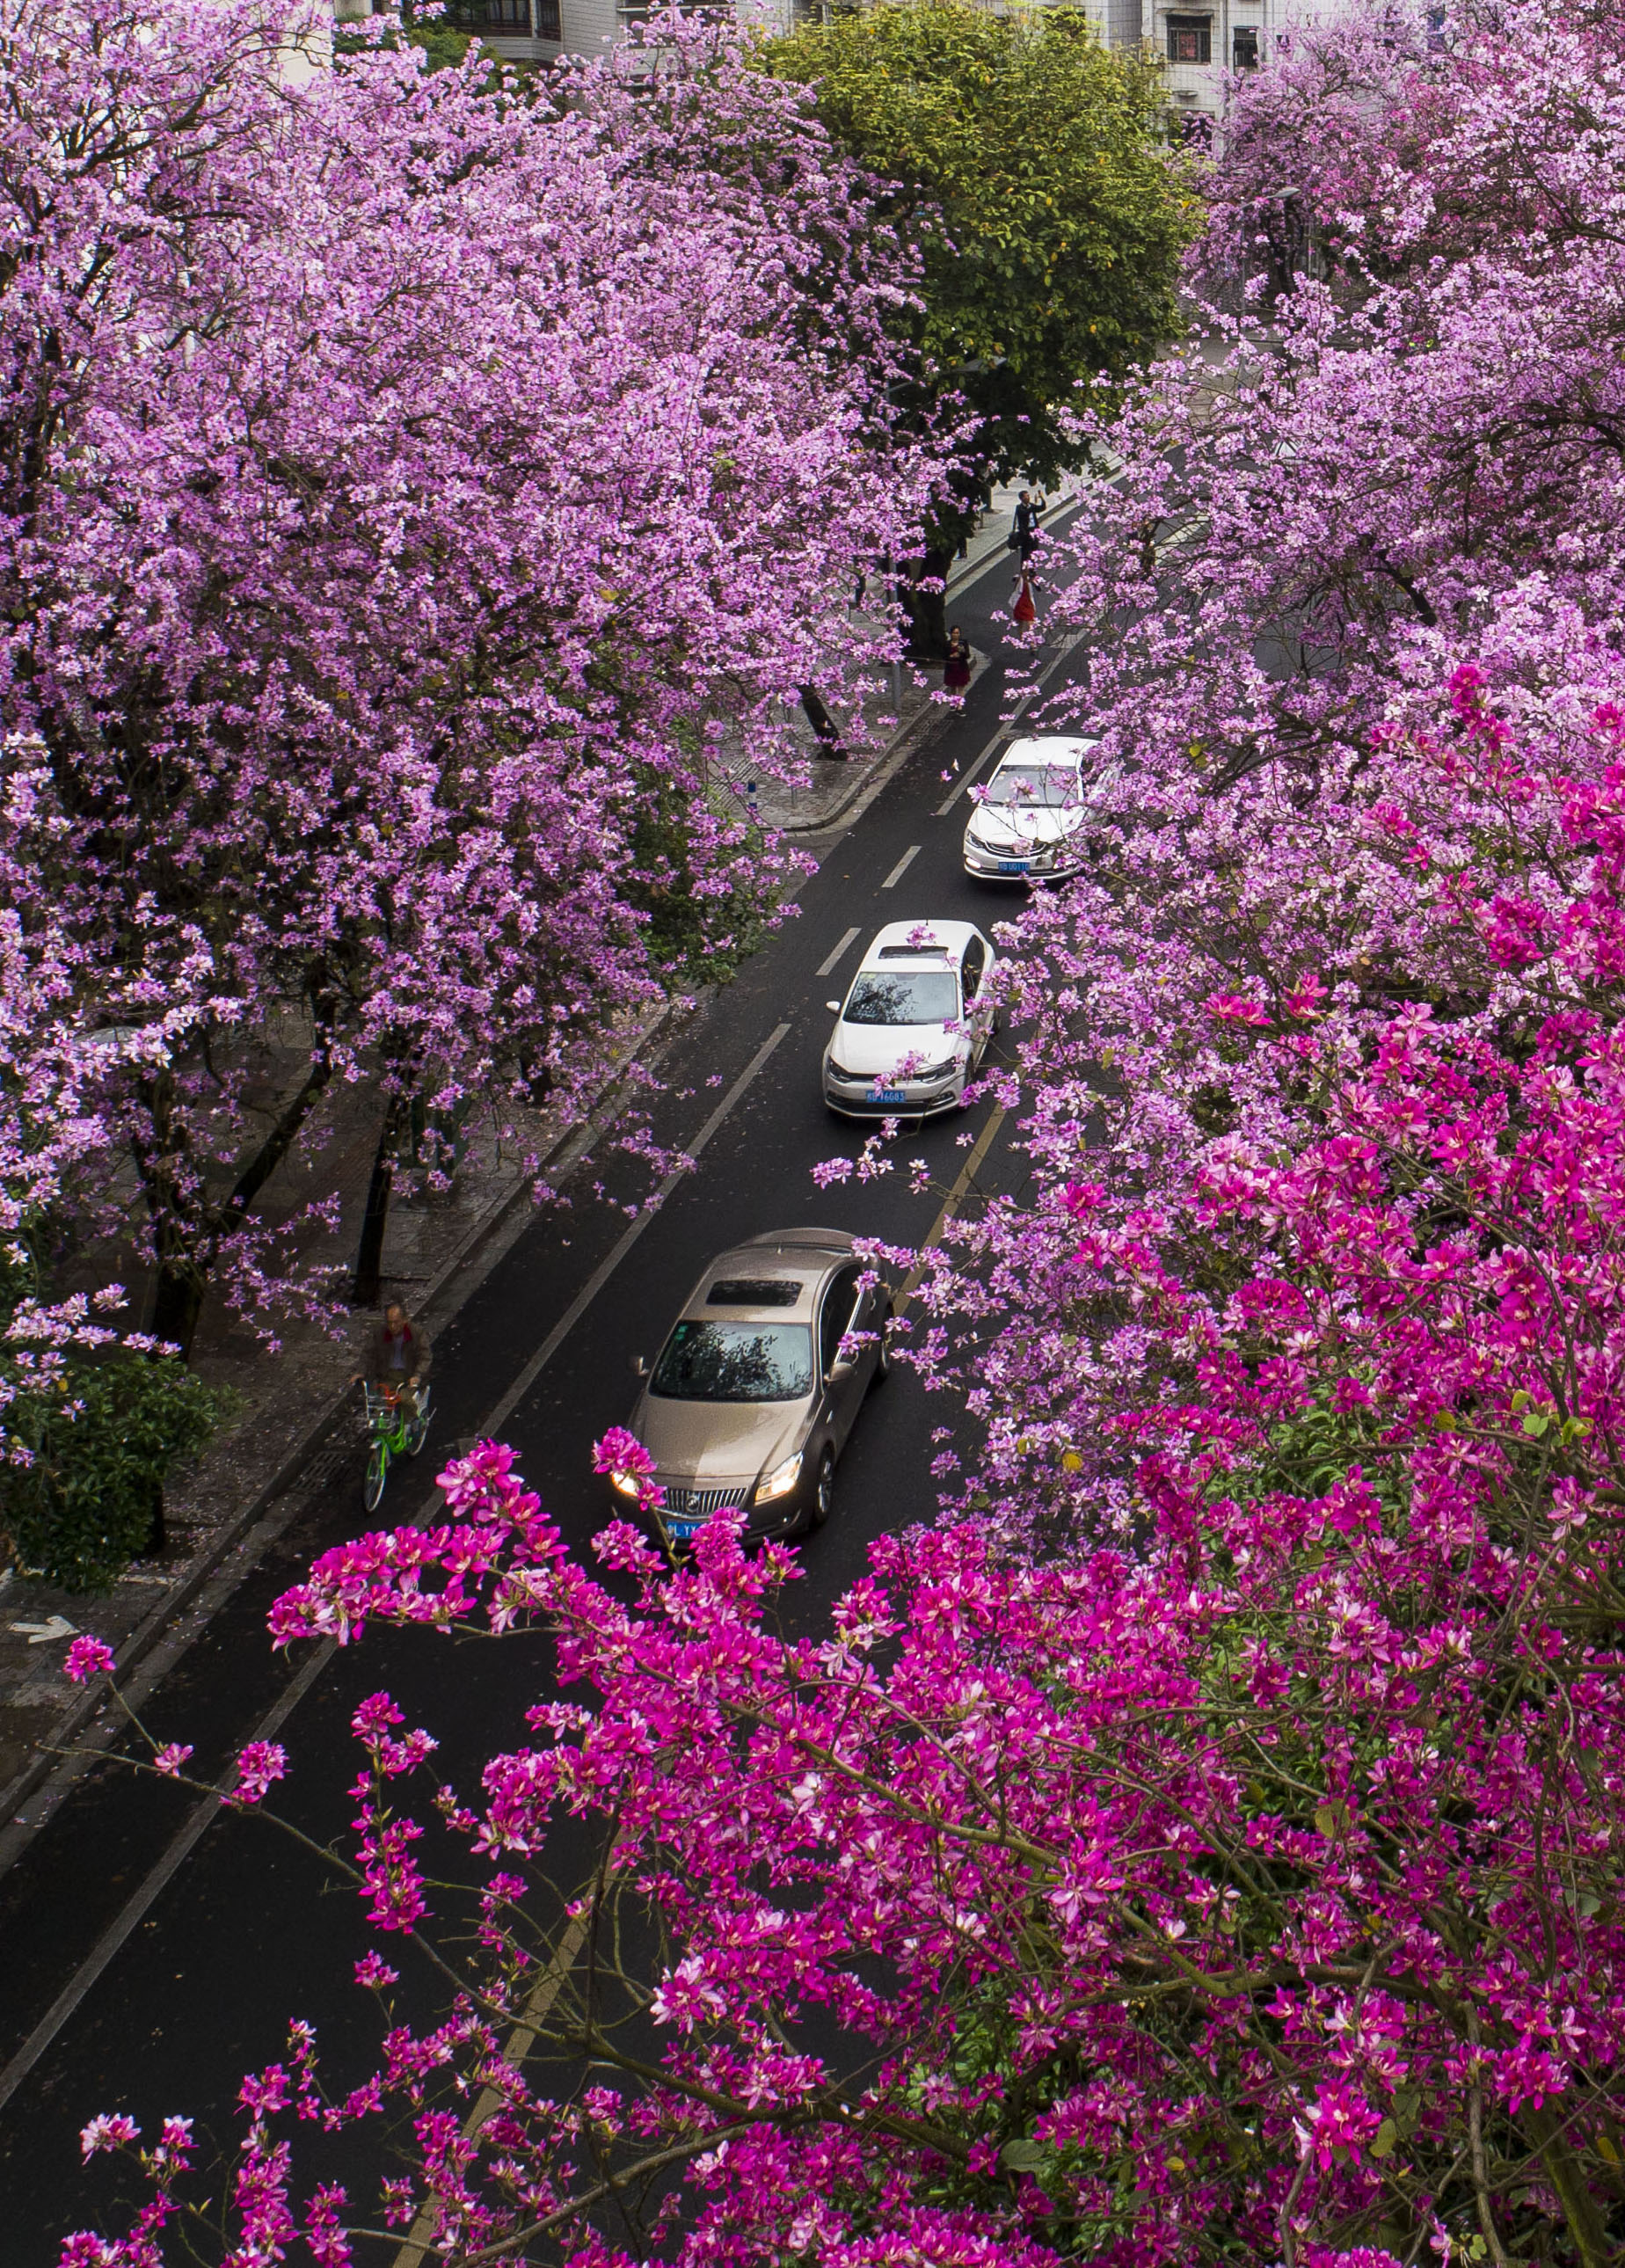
[62, 1637, 116, 1684]
[230, 1743, 288, 1808]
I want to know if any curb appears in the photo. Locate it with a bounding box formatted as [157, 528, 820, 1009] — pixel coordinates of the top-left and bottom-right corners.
[0, 1000, 682, 1838]
[775, 680, 958, 838]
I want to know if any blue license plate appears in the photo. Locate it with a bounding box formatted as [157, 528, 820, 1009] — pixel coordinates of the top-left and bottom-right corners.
[873, 1088, 908, 1106]
[998, 859, 1030, 874]
[667, 1519, 698, 1541]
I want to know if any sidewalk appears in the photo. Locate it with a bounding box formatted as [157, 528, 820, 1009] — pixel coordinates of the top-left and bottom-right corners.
[710, 479, 1068, 836]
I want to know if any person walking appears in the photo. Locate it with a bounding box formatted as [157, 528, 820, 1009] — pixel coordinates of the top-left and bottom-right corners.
[353, 1298, 431, 1420]
[944, 626, 973, 693]
[1010, 488, 1046, 567]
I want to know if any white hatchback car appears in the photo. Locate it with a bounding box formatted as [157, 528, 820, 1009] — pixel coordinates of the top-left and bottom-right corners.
[962, 734, 1106, 881]
[823, 920, 998, 1120]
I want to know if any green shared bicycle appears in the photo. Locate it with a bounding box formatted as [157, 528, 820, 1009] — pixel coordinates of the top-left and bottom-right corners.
[361, 1382, 433, 1513]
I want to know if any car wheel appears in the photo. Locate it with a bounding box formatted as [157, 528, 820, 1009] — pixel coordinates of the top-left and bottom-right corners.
[807, 1448, 834, 1530]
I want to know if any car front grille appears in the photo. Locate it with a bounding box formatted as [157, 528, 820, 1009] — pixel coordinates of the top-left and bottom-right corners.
[660, 1485, 747, 1518]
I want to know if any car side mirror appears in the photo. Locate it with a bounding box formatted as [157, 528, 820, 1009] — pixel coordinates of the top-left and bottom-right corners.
[827, 1355, 856, 1385]
[630, 1353, 649, 1378]
[825, 999, 842, 1013]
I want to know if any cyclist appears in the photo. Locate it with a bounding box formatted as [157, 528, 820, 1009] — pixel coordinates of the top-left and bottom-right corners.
[353, 1298, 431, 1421]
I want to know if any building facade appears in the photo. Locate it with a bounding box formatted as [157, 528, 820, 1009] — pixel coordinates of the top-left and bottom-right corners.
[334, 0, 1313, 136]
[334, 0, 791, 69]
[1077, 0, 1288, 140]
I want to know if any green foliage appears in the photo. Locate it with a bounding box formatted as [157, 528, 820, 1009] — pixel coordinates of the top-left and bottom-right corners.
[404, 23, 477, 72]
[0, 1353, 227, 1593]
[333, 18, 478, 73]
[759, 0, 1199, 507]
[0, 1243, 229, 1591]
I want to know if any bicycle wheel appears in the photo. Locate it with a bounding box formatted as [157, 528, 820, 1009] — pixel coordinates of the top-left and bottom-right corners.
[406, 1393, 432, 1458]
[363, 1441, 389, 1513]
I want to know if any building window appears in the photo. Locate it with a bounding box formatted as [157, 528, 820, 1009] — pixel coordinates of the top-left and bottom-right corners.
[1177, 109, 1213, 146]
[1232, 23, 1258, 65]
[536, 0, 560, 33]
[1166, 14, 1212, 62]
[448, 0, 530, 24]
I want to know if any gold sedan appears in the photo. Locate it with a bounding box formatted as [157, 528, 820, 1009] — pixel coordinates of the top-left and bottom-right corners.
[611, 1229, 892, 1543]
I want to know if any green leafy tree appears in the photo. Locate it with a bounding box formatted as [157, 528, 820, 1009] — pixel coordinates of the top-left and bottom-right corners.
[760, 0, 1199, 653]
[0, 1353, 225, 1593]
[0, 1253, 227, 1593]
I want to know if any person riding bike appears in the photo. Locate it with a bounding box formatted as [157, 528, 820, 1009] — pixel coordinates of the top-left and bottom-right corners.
[353, 1299, 431, 1420]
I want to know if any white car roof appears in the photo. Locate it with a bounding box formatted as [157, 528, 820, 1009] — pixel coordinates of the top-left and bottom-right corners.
[999, 735, 1100, 768]
[858, 918, 985, 969]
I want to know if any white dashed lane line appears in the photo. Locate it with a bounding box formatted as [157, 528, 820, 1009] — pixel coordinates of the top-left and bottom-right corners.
[881, 844, 922, 890]
[816, 925, 863, 979]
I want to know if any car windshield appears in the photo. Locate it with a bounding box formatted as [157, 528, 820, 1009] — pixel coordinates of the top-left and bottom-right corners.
[650, 1320, 814, 1402]
[987, 763, 1078, 808]
[844, 970, 959, 1026]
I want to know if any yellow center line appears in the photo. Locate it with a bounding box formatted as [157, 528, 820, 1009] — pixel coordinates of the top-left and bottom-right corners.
[392, 1909, 591, 2268]
[397, 1113, 1009, 2264]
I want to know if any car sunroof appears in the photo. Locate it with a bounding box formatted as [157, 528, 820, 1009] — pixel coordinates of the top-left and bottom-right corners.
[877, 943, 949, 959]
[706, 1277, 803, 1307]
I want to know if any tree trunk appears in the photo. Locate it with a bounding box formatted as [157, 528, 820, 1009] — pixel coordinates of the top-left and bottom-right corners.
[898, 546, 953, 661]
[799, 686, 845, 758]
[1523, 2106, 1617, 2268]
[149, 1262, 206, 1366]
[351, 1098, 404, 1309]
[136, 1046, 335, 1366]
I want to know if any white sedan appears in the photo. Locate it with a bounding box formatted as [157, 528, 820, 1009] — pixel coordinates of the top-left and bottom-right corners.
[962, 734, 1109, 881]
[823, 920, 998, 1120]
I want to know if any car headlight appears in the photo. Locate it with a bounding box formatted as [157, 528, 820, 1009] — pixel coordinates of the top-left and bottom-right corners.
[912, 1057, 960, 1082]
[827, 1059, 858, 1080]
[610, 1469, 648, 1499]
[754, 1450, 804, 1503]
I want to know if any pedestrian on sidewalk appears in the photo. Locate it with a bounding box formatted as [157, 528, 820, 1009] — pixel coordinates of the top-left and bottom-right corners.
[944, 626, 973, 693]
[1009, 488, 1046, 567]
[353, 1298, 431, 1418]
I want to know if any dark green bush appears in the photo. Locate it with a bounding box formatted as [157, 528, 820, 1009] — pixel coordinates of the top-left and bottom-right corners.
[0, 1353, 226, 1593]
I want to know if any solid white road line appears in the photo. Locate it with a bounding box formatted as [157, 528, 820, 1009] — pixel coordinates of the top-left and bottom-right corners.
[881, 844, 922, 891]
[0, 1636, 336, 2117]
[936, 722, 1020, 817]
[816, 925, 863, 980]
[934, 631, 1089, 818]
[0, 1021, 795, 2112]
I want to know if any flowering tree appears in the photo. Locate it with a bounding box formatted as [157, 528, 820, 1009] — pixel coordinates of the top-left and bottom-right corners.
[902, 0, 1625, 1534]
[0, 0, 934, 1359]
[62, 875, 1625, 2260]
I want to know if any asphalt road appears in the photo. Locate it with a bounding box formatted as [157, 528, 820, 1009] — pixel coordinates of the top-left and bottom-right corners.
[0, 553, 1089, 2261]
